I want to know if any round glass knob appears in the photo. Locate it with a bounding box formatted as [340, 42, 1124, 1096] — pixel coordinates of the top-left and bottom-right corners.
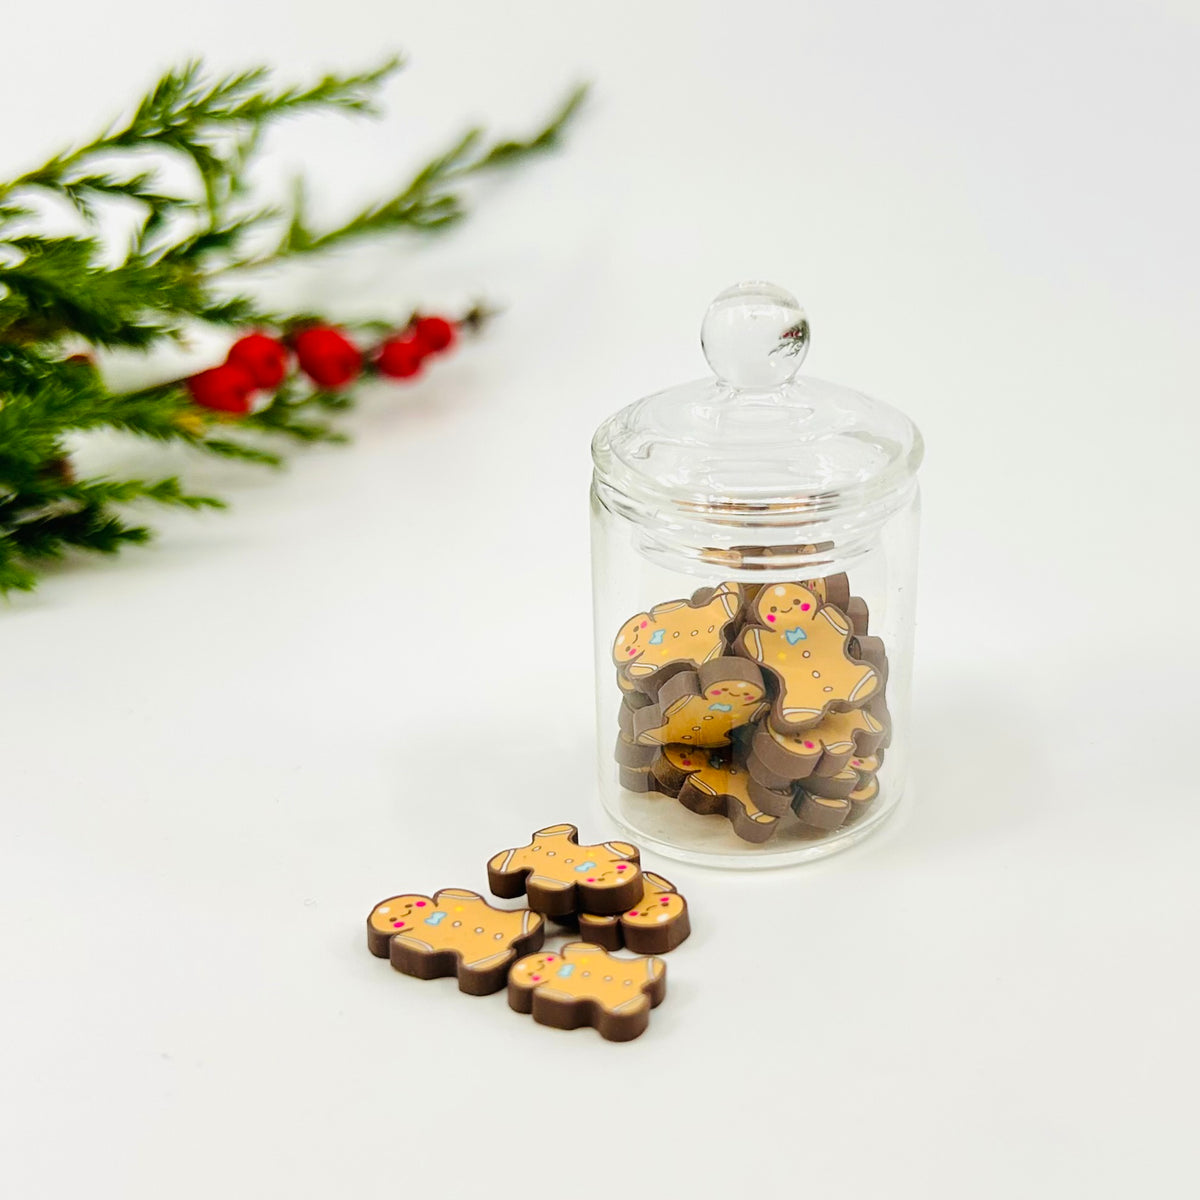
[700, 281, 810, 390]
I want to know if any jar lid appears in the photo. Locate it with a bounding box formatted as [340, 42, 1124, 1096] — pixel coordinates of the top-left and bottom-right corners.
[591, 282, 923, 533]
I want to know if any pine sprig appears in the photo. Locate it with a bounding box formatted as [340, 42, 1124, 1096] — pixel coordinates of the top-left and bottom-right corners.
[0, 56, 584, 594]
[254, 83, 589, 264]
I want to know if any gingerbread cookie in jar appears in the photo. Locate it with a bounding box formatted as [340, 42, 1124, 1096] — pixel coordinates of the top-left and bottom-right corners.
[590, 282, 922, 868]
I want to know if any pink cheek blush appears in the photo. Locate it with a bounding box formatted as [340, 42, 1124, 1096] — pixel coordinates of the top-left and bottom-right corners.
[414, 901, 426, 907]
[616, 864, 627, 872]
[640, 621, 648, 628]
[530, 974, 541, 982]
[800, 603, 811, 611]
[766, 614, 776, 622]
[587, 878, 596, 883]
[392, 920, 405, 928]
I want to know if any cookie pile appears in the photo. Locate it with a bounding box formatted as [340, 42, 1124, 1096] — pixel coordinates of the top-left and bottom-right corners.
[612, 573, 890, 844]
[366, 824, 689, 1042]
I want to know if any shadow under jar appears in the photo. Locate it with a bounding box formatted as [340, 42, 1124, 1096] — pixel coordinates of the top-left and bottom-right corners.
[590, 282, 923, 868]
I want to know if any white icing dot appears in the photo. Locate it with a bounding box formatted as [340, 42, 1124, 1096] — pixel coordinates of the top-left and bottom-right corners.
[774, 586, 786, 595]
[616, 635, 624, 644]
[474, 927, 484, 934]
[378, 906, 390, 914]
[452, 920, 462, 927]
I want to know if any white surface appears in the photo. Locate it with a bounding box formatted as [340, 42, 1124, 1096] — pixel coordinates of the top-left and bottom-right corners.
[2, 2, 1198, 1197]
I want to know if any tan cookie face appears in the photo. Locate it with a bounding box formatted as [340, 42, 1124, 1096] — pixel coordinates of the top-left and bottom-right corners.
[509, 943, 665, 1016]
[751, 707, 887, 786]
[737, 583, 879, 729]
[578, 871, 690, 954]
[487, 824, 643, 916]
[368, 889, 540, 969]
[612, 583, 742, 678]
[366, 888, 545, 994]
[634, 672, 767, 747]
[661, 745, 778, 838]
[768, 707, 885, 763]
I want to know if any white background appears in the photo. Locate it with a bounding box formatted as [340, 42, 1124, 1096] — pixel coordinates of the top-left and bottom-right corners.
[2, 2, 1198, 1196]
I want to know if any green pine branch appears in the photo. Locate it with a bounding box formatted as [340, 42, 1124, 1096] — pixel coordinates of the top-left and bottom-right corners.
[0, 56, 585, 595]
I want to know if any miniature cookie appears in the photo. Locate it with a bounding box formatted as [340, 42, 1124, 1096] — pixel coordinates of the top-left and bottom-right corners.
[792, 755, 881, 829]
[799, 751, 883, 799]
[612, 582, 743, 693]
[615, 730, 657, 769]
[632, 659, 767, 748]
[577, 872, 691, 954]
[845, 596, 869, 636]
[654, 744, 789, 843]
[366, 888, 545, 995]
[617, 672, 654, 710]
[845, 773, 880, 821]
[747, 706, 889, 788]
[705, 544, 851, 612]
[488, 824, 643, 916]
[735, 583, 879, 731]
[618, 762, 660, 792]
[508, 942, 667, 1042]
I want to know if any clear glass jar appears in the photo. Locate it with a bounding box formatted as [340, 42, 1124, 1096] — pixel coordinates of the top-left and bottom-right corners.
[590, 283, 923, 868]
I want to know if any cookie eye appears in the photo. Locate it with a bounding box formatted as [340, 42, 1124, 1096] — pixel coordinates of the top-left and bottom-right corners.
[769, 606, 777, 613]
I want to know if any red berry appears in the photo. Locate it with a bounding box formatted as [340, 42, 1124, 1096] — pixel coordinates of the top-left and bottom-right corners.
[227, 333, 289, 389]
[375, 336, 426, 380]
[186, 363, 257, 415]
[293, 326, 361, 389]
[413, 316, 456, 355]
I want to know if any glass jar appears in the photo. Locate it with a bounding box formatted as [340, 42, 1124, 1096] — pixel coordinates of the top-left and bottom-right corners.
[590, 282, 923, 868]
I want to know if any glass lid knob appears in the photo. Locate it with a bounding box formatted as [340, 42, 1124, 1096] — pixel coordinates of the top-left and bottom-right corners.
[700, 281, 810, 391]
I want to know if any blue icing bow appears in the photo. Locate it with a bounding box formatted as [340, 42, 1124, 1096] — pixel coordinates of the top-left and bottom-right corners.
[424, 911, 447, 926]
[709, 702, 733, 712]
[648, 628, 665, 645]
[556, 963, 575, 978]
[574, 861, 597, 873]
[785, 627, 807, 645]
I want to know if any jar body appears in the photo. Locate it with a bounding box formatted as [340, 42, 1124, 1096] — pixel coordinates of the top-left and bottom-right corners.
[590, 483, 920, 868]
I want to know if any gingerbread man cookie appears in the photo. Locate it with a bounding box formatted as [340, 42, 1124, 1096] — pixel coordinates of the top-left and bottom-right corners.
[748, 705, 888, 789]
[366, 888, 545, 995]
[508, 942, 667, 1042]
[736, 583, 879, 732]
[615, 730, 657, 770]
[799, 751, 883, 799]
[705, 544, 851, 612]
[632, 659, 767, 748]
[577, 872, 691, 955]
[612, 582, 743, 693]
[488, 824, 643, 916]
[792, 754, 881, 829]
[845, 773, 880, 821]
[654, 743, 790, 843]
[845, 596, 869, 637]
